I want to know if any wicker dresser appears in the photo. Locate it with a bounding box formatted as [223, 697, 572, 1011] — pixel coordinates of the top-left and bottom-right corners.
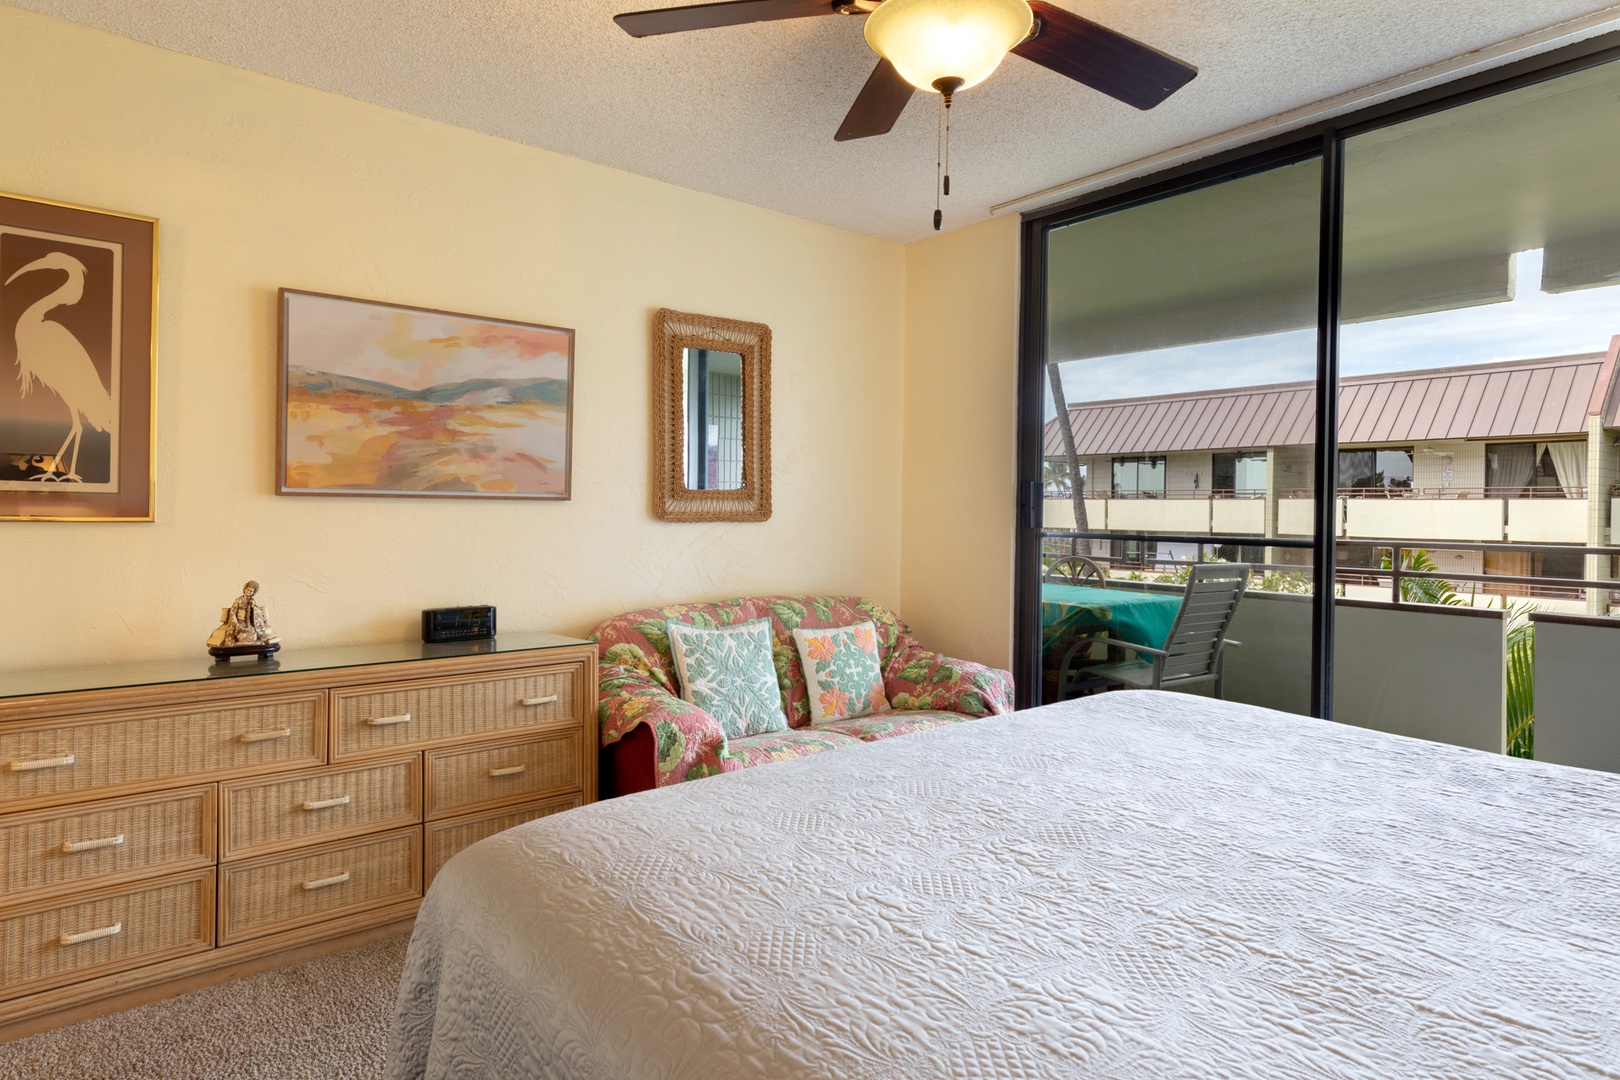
[0, 632, 597, 1041]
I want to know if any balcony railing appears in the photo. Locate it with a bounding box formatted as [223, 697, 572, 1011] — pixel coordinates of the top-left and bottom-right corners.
[1047, 488, 1595, 543]
[1103, 487, 1269, 500]
[1040, 530, 1620, 763]
[1041, 533, 1617, 603]
[1286, 485, 1587, 499]
[1047, 485, 1588, 500]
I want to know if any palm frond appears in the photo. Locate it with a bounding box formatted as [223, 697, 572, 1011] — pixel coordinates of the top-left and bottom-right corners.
[1503, 601, 1535, 758]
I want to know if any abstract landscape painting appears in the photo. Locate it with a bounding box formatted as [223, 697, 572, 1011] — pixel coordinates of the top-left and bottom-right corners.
[279, 290, 573, 499]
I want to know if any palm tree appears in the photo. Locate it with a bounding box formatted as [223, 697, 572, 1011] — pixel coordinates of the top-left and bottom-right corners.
[1381, 547, 1534, 757]
[1381, 547, 1463, 606]
[1505, 603, 1535, 759]
[1043, 459, 1071, 496]
[1046, 363, 1092, 553]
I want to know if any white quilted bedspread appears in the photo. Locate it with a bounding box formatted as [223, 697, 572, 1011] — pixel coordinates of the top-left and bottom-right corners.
[387, 691, 1620, 1079]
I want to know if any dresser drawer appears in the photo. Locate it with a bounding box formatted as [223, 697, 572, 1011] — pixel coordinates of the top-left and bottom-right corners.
[0, 786, 216, 906]
[331, 664, 584, 760]
[0, 694, 325, 810]
[0, 869, 214, 1001]
[425, 795, 582, 886]
[220, 755, 421, 862]
[425, 731, 581, 820]
[218, 827, 421, 945]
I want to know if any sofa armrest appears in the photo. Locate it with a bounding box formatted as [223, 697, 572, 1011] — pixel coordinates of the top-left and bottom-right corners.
[882, 646, 1015, 716]
[598, 664, 736, 787]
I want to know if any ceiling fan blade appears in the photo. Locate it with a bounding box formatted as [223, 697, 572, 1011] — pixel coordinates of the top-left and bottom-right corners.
[835, 59, 915, 142]
[1012, 2, 1196, 110]
[615, 0, 836, 37]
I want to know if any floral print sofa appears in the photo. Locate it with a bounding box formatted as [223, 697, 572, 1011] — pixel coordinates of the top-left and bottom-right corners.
[592, 594, 1015, 795]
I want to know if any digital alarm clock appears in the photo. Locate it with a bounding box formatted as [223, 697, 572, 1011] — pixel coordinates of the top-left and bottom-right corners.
[422, 605, 497, 643]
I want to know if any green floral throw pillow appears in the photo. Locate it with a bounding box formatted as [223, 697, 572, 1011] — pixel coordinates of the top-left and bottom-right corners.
[792, 621, 890, 724]
[666, 617, 788, 739]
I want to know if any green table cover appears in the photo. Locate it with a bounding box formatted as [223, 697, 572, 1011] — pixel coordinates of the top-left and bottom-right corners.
[1040, 583, 1182, 651]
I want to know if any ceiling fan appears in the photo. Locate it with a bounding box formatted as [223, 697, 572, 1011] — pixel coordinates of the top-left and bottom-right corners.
[611, 0, 1198, 142]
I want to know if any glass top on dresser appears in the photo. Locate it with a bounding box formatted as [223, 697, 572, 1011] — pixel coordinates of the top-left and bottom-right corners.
[0, 631, 592, 701]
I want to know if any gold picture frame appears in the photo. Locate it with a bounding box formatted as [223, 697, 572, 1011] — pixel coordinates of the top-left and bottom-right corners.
[652, 308, 771, 522]
[0, 192, 157, 522]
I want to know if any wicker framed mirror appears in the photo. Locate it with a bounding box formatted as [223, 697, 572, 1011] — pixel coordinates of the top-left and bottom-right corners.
[652, 308, 771, 522]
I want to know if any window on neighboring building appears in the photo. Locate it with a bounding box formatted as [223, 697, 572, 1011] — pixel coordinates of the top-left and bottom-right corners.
[1532, 447, 1563, 495]
[1109, 539, 1159, 568]
[1486, 441, 1587, 497]
[1484, 547, 1587, 598]
[1484, 442, 1537, 496]
[1212, 452, 1267, 496]
[1111, 456, 1166, 497]
[1215, 543, 1267, 564]
[1335, 542, 1383, 586]
[1338, 448, 1413, 492]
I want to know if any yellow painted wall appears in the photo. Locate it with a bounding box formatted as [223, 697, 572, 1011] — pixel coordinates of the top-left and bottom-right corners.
[0, 6, 907, 672]
[899, 216, 1021, 669]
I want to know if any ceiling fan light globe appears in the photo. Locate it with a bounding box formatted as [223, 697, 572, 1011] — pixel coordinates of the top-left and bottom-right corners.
[863, 0, 1032, 93]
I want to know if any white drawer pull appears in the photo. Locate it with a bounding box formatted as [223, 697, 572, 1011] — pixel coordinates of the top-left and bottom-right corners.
[59, 922, 121, 946]
[238, 728, 291, 744]
[487, 765, 527, 778]
[62, 834, 125, 854]
[302, 872, 350, 891]
[301, 794, 352, 811]
[520, 695, 558, 707]
[365, 713, 412, 727]
[10, 754, 75, 772]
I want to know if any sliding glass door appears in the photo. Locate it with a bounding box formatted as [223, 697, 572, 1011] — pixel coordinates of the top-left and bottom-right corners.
[1017, 35, 1620, 757]
[1333, 55, 1620, 755]
[1036, 156, 1322, 714]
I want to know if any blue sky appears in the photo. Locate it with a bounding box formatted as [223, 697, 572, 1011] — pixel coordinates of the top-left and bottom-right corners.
[1053, 249, 1620, 412]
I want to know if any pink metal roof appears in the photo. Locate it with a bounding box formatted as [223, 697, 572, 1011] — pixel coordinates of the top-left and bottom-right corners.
[1599, 336, 1620, 428]
[1044, 352, 1612, 457]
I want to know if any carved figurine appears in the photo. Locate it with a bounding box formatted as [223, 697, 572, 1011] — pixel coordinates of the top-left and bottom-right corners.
[206, 580, 282, 659]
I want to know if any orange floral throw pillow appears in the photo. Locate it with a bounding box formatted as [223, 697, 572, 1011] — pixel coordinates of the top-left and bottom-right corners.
[791, 621, 890, 724]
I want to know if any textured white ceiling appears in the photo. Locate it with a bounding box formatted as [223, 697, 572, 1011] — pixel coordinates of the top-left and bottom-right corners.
[12, 0, 1620, 242]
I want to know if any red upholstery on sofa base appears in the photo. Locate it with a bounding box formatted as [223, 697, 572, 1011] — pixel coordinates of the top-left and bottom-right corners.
[600, 723, 657, 799]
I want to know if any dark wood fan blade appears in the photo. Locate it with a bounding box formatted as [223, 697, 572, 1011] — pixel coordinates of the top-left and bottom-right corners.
[835, 59, 915, 142]
[615, 0, 836, 37]
[1012, 2, 1196, 110]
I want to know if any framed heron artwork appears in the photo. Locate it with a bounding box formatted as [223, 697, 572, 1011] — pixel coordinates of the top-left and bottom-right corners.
[277, 290, 574, 499]
[0, 192, 156, 522]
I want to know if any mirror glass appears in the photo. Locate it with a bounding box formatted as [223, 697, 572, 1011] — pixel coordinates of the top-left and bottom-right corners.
[682, 348, 745, 491]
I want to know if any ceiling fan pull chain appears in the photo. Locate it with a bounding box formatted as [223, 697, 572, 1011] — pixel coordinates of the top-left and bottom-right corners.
[933, 93, 943, 231]
[943, 95, 951, 198]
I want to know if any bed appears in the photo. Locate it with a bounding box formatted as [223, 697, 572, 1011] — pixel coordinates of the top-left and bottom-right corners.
[387, 691, 1620, 1079]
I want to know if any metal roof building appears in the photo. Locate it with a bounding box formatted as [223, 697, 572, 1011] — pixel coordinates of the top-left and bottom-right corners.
[1044, 346, 1620, 458]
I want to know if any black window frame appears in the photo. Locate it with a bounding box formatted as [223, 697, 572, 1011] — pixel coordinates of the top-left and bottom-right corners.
[1110, 454, 1167, 498]
[1338, 447, 1415, 493]
[1013, 30, 1620, 716]
[1212, 451, 1267, 497]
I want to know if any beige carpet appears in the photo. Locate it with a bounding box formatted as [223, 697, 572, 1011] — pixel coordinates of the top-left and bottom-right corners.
[0, 936, 408, 1080]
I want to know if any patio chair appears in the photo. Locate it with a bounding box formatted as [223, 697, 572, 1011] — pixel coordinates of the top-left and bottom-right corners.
[1044, 554, 1109, 586]
[1067, 563, 1249, 698]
